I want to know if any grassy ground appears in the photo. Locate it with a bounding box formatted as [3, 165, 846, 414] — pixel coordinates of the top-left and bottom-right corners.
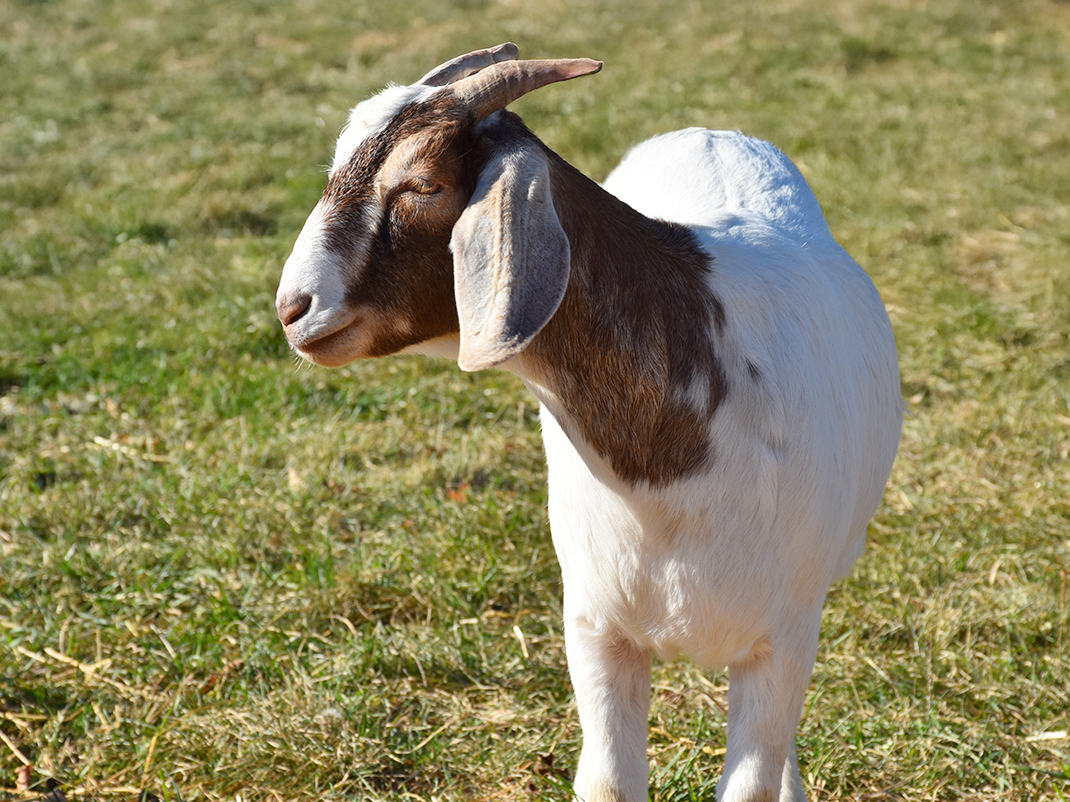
[2, 0, 1069, 799]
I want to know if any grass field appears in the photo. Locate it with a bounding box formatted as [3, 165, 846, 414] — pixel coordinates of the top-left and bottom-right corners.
[2, 0, 1069, 799]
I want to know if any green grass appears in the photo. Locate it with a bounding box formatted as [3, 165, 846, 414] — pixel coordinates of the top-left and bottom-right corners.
[2, 0, 1069, 799]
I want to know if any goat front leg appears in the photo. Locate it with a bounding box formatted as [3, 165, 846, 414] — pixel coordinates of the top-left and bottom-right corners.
[566, 617, 652, 802]
[716, 620, 820, 802]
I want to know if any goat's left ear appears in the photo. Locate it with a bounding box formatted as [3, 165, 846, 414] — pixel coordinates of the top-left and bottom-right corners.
[450, 142, 570, 372]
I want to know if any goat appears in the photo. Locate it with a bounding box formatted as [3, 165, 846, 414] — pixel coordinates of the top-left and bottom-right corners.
[275, 43, 903, 802]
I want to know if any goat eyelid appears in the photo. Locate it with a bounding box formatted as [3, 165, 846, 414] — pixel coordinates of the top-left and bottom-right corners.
[380, 179, 442, 212]
[402, 177, 443, 196]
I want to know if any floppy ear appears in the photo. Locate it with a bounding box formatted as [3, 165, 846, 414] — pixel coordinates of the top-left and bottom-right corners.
[450, 142, 570, 372]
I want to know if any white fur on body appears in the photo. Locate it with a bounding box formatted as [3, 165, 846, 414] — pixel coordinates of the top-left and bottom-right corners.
[536, 129, 901, 801]
[276, 60, 902, 802]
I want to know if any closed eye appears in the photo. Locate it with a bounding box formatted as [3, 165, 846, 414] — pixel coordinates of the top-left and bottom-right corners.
[403, 177, 442, 196]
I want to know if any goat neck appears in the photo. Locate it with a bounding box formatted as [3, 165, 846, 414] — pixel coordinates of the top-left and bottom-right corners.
[516, 140, 729, 489]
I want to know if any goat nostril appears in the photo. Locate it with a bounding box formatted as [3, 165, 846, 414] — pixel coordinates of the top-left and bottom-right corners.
[277, 291, 312, 326]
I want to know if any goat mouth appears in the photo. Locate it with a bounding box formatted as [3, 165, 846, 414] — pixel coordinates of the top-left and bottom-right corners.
[288, 312, 366, 367]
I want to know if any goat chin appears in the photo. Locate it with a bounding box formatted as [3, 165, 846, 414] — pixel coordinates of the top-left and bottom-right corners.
[276, 45, 903, 802]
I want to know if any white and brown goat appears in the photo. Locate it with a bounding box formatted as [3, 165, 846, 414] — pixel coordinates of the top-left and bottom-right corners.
[276, 44, 903, 802]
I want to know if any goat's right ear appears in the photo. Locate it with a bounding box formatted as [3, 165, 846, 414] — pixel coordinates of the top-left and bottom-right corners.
[450, 143, 570, 372]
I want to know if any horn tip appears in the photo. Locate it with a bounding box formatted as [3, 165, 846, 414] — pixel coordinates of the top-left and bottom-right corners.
[572, 58, 603, 77]
[493, 42, 520, 60]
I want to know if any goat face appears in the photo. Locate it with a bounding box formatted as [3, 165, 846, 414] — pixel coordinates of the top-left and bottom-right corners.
[276, 55, 601, 370]
[277, 91, 478, 367]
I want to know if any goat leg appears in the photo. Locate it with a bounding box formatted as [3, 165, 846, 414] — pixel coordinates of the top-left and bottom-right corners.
[565, 617, 652, 802]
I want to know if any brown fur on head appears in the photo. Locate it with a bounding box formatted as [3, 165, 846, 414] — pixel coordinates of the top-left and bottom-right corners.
[276, 51, 600, 369]
[319, 95, 481, 359]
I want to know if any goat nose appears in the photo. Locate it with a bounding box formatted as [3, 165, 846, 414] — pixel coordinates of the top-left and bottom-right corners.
[276, 291, 312, 326]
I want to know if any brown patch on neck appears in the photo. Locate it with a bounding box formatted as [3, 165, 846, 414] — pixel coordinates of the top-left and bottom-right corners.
[521, 132, 728, 488]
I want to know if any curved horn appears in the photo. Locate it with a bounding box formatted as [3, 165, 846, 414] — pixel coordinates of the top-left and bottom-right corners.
[416, 42, 520, 87]
[450, 58, 603, 119]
